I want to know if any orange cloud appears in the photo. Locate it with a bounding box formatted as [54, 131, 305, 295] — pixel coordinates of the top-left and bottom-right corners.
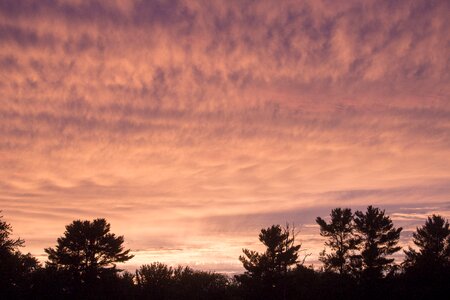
[1, 0, 449, 272]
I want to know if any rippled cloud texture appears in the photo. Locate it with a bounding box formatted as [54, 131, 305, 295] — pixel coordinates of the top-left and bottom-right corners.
[1, 0, 449, 272]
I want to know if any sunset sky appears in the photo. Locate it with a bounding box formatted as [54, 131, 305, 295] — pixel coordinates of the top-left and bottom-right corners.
[1, 0, 449, 273]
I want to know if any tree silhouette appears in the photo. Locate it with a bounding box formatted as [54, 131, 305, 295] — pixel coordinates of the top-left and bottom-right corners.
[238, 224, 301, 300]
[4, 207, 450, 299]
[136, 263, 231, 300]
[400, 215, 450, 300]
[0, 212, 24, 253]
[45, 218, 133, 286]
[170, 266, 231, 300]
[0, 213, 40, 298]
[404, 215, 450, 270]
[353, 206, 402, 280]
[136, 262, 174, 299]
[316, 208, 359, 274]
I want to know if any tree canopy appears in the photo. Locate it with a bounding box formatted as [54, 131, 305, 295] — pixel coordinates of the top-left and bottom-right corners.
[238, 224, 301, 300]
[316, 208, 359, 274]
[353, 206, 402, 280]
[136, 263, 231, 300]
[0, 212, 24, 254]
[2, 208, 450, 299]
[404, 214, 450, 270]
[0, 213, 40, 298]
[45, 218, 133, 284]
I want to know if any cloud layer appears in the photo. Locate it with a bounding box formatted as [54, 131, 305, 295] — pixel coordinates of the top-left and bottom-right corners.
[1, 0, 449, 272]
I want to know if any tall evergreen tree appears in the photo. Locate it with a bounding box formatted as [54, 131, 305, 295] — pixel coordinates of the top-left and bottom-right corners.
[0, 213, 40, 298]
[353, 206, 402, 280]
[404, 215, 450, 269]
[45, 218, 133, 286]
[316, 208, 359, 274]
[0, 212, 24, 253]
[238, 224, 301, 300]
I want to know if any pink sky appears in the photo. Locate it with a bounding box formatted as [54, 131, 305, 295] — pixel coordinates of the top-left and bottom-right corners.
[1, 0, 449, 273]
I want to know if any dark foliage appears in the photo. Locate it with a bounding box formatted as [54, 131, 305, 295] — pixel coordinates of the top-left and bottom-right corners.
[1, 209, 450, 299]
[316, 208, 359, 274]
[43, 218, 134, 299]
[0, 213, 40, 299]
[404, 214, 450, 269]
[353, 205, 402, 280]
[45, 218, 133, 279]
[136, 262, 233, 300]
[237, 224, 301, 300]
[401, 214, 450, 300]
[0, 213, 24, 252]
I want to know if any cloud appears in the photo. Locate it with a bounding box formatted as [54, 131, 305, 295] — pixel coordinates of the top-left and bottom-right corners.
[0, 0, 449, 272]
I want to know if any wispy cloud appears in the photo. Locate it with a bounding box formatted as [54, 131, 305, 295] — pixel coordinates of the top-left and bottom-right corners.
[1, 0, 449, 272]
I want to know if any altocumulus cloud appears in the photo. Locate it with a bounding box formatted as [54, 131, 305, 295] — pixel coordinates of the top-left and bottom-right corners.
[0, 0, 449, 272]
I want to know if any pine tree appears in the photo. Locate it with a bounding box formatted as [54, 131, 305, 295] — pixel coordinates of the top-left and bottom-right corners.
[0, 213, 24, 253]
[353, 206, 402, 279]
[404, 215, 450, 270]
[238, 224, 301, 300]
[0, 213, 39, 298]
[45, 218, 133, 284]
[316, 208, 359, 274]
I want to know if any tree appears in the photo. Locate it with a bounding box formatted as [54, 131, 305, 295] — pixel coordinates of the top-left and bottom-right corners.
[238, 224, 301, 300]
[0, 212, 24, 253]
[45, 218, 133, 285]
[171, 266, 231, 300]
[404, 215, 450, 270]
[136, 262, 174, 299]
[316, 208, 359, 274]
[136, 263, 232, 300]
[353, 206, 402, 280]
[0, 212, 40, 298]
[401, 215, 450, 300]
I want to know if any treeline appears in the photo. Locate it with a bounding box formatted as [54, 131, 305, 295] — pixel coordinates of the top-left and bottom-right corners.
[1, 206, 449, 300]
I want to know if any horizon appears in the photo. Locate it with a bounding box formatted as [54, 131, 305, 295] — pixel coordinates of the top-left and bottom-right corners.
[1, 0, 449, 274]
[3, 202, 450, 274]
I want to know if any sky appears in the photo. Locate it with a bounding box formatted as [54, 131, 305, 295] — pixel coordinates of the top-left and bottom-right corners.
[0, 0, 449, 273]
